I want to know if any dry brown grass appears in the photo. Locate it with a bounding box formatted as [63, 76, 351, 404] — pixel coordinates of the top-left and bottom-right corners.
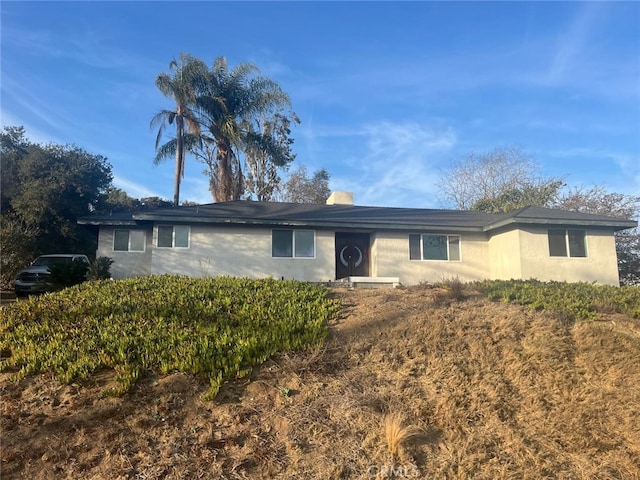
[384, 412, 422, 458]
[2, 287, 640, 479]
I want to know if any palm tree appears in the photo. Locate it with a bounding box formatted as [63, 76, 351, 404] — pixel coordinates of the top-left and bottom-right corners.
[151, 54, 207, 206]
[196, 57, 292, 202]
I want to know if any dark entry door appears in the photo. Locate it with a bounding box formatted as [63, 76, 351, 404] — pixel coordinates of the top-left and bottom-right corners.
[335, 233, 370, 279]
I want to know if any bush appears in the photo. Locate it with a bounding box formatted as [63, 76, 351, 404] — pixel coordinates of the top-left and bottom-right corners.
[86, 256, 114, 281]
[476, 280, 640, 320]
[0, 276, 340, 399]
[44, 259, 89, 291]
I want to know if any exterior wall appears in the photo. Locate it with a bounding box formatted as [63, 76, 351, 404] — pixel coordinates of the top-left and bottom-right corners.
[96, 227, 152, 279]
[149, 225, 336, 282]
[96, 223, 621, 286]
[488, 229, 523, 280]
[515, 227, 619, 285]
[373, 231, 490, 285]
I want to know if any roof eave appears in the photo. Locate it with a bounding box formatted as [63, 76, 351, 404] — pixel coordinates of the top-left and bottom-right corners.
[78, 219, 141, 226]
[484, 217, 637, 232]
[131, 214, 486, 232]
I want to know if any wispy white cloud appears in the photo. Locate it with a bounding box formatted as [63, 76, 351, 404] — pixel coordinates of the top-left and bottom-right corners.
[1, 75, 79, 134]
[547, 3, 602, 84]
[547, 147, 640, 197]
[112, 175, 162, 200]
[0, 110, 64, 145]
[4, 23, 159, 76]
[331, 121, 457, 208]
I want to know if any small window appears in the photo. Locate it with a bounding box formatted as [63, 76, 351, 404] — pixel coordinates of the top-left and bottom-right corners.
[272, 230, 293, 257]
[157, 225, 190, 248]
[113, 230, 145, 252]
[568, 230, 587, 257]
[548, 229, 586, 258]
[409, 234, 461, 261]
[409, 234, 421, 260]
[272, 230, 315, 258]
[548, 229, 567, 256]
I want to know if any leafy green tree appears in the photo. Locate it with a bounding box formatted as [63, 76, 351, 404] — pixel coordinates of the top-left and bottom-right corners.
[0, 214, 39, 288]
[151, 54, 208, 206]
[0, 126, 113, 286]
[102, 187, 140, 213]
[278, 166, 331, 204]
[472, 181, 565, 213]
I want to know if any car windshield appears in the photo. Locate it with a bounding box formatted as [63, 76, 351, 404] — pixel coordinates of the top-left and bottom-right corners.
[32, 257, 73, 267]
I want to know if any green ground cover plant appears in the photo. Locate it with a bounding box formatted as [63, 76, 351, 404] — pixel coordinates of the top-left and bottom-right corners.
[0, 275, 339, 399]
[476, 279, 640, 320]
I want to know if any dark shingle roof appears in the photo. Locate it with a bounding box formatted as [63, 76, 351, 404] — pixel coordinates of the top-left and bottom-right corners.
[79, 201, 637, 232]
[485, 206, 637, 231]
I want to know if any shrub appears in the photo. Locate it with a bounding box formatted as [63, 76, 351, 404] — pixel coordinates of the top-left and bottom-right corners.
[476, 280, 640, 320]
[44, 258, 89, 291]
[433, 276, 467, 304]
[86, 256, 114, 281]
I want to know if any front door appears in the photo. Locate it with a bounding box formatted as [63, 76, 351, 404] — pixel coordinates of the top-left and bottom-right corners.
[335, 233, 370, 279]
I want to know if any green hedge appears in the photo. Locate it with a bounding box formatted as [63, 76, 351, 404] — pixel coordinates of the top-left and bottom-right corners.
[0, 276, 340, 399]
[476, 280, 640, 320]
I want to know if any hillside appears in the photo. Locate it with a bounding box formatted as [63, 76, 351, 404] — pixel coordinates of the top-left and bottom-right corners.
[2, 286, 640, 479]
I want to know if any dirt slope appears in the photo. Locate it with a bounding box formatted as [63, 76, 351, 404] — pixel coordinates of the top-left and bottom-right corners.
[2, 287, 640, 479]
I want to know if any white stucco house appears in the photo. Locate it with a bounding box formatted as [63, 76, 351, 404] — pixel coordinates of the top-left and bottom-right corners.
[79, 192, 637, 286]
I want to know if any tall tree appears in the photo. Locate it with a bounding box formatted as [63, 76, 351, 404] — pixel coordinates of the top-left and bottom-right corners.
[151, 54, 208, 206]
[195, 57, 293, 202]
[439, 146, 564, 210]
[244, 112, 300, 201]
[0, 126, 113, 286]
[278, 166, 331, 204]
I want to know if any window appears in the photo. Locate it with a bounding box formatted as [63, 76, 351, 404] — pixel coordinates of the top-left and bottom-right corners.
[409, 234, 461, 261]
[113, 230, 145, 252]
[272, 230, 315, 258]
[548, 229, 586, 257]
[157, 225, 190, 248]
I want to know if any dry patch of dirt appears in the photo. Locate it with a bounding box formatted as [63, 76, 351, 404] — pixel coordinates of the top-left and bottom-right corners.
[2, 287, 640, 479]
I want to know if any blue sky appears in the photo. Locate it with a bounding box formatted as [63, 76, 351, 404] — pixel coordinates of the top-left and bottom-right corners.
[2, 1, 639, 208]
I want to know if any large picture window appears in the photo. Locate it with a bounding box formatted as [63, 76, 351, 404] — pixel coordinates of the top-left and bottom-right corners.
[548, 229, 586, 257]
[272, 230, 315, 258]
[157, 225, 190, 248]
[113, 230, 145, 252]
[409, 234, 461, 261]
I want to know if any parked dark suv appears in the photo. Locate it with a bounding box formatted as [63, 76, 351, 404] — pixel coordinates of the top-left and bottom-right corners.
[14, 254, 90, 296]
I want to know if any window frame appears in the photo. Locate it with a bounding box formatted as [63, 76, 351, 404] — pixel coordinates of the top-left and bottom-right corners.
[548, 228, 587, 258]
[113, 229, 146, 252]
[409, 234, 461, 262]
[156, 225, 190, 249]
[271, 229, 316, 259]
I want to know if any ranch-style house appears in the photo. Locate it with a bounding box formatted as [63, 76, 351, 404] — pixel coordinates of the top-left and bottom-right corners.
[79, 192, 637, 287]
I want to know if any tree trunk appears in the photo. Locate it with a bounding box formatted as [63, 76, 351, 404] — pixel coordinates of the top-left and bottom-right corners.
[173, 115, 184, 207]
